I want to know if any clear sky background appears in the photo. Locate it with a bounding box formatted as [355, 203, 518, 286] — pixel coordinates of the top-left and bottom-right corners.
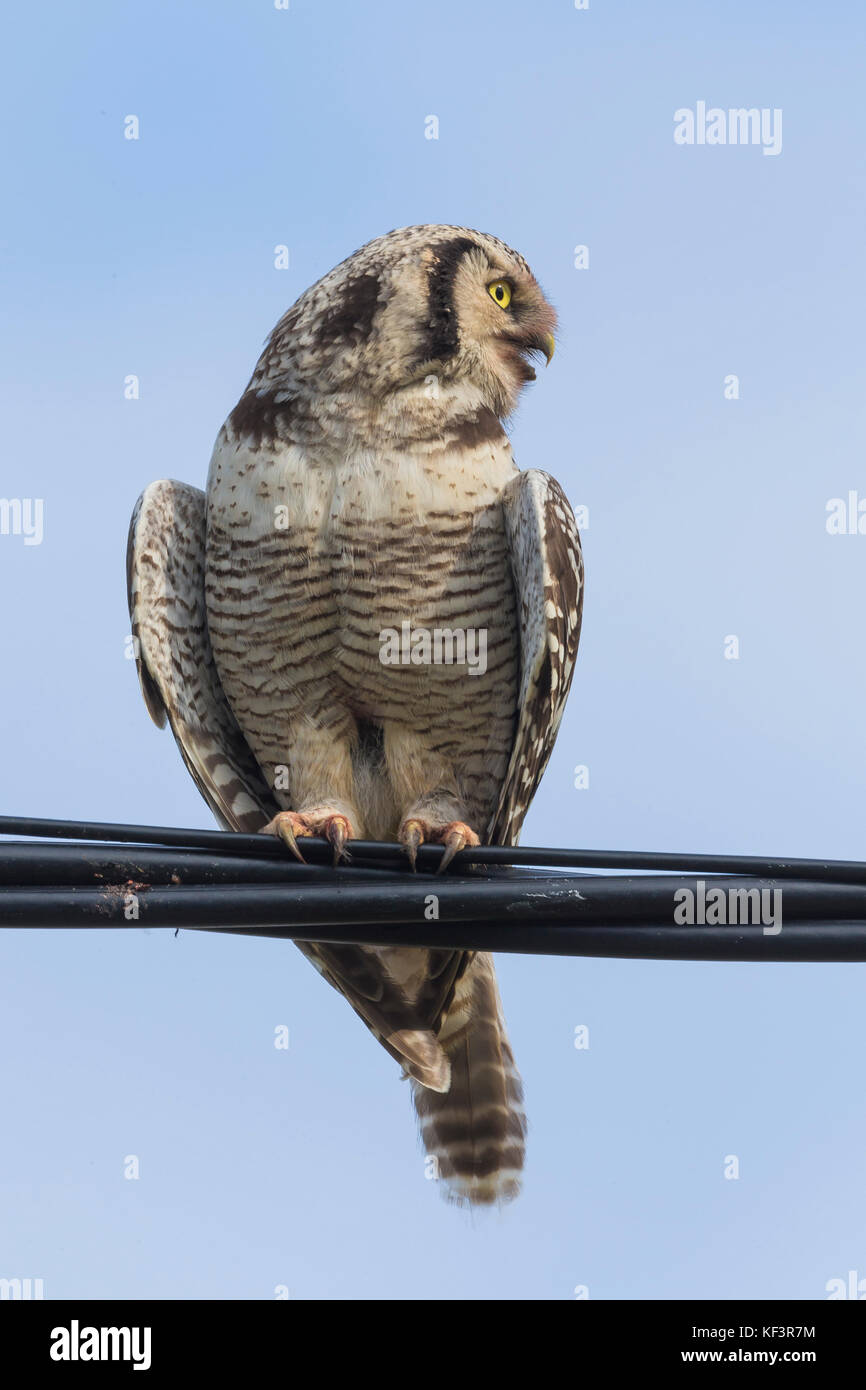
[2, 0, 866, 1300]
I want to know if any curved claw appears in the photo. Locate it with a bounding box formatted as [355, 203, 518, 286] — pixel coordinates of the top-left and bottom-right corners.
[400, 819, 425, 873]
[325, 814, 352, 866]
[261, 812, 309, 865]
[436, 823, 480, 875]
[436, 831, 466, 875]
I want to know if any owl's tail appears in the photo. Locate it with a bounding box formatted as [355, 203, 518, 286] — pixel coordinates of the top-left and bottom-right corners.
[411, 952, 526, 1206]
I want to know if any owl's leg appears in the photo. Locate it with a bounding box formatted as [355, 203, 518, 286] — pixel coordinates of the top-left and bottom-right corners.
[260, 720, 362, 865]
[400, 814, 481, 873]
[384, 724, 482, 872]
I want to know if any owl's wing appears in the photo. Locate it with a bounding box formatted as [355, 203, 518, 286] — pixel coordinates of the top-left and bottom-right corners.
[489, 469, 584, 847]
[127, 479, 277, 829]
[127, 479, 460, 1084]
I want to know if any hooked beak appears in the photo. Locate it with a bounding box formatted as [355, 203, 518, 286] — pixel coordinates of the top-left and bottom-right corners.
[498, 327, 557, 383]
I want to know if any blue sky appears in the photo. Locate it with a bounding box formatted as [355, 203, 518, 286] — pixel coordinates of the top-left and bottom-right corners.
[2, 0, 866, 1299]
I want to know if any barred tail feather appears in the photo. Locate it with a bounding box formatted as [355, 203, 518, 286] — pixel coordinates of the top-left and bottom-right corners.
[411, 953, 526, 1206]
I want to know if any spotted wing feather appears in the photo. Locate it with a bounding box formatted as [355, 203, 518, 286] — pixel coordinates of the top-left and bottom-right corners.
[490, 469, 584, 846]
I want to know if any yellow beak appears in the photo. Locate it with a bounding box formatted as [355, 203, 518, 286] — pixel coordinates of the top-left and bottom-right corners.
[543, 332, 556, 365]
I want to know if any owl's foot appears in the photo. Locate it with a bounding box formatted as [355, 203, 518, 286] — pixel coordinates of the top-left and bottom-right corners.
[260, 810, 355, 865]
[398, 818, 481, 874]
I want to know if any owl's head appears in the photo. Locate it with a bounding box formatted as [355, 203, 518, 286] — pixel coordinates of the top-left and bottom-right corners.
[263, 225, 557, 420]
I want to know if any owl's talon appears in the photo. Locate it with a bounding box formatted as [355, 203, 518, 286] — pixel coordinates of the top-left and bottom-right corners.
[261, 809, 355, 866]
[436, 823, 480, 874]
[325, 814, 352, 865]
[260, 811, 312, 864]
[276, 823, 307, 864]
[400, 819, 425, 872]
[399, 817, 480, 874]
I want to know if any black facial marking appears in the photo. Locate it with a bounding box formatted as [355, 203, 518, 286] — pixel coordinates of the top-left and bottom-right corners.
[317, 271, 382, 347]
[424, 236, 478, 362]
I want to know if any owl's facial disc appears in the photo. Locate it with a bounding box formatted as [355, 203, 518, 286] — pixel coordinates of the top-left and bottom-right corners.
[481, 279, 556, 382]
[439, 239, 557, 414]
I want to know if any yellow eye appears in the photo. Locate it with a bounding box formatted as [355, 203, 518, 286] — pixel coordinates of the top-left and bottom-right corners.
[488, 280, 512, 309]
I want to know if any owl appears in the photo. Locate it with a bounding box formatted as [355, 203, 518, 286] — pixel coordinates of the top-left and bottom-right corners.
[127, 225, 583, 1205]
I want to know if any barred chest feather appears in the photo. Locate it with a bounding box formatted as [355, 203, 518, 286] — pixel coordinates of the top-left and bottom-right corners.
[204, 423, 522, 736]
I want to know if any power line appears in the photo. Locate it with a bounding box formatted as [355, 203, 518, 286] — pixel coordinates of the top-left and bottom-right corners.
[2, 815, 866, 961]
[2, 813, 866, 882]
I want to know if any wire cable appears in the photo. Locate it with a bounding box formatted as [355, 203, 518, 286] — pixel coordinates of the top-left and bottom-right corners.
[3, 815, 866, 960]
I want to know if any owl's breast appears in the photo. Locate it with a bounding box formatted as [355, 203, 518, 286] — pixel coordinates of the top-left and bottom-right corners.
[323, 449, 520, 721]
[205, 432, 520, 728]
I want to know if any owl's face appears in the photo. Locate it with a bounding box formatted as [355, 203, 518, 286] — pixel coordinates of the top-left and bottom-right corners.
[264, 226, 557, 420]
[432, 233, 557, 416]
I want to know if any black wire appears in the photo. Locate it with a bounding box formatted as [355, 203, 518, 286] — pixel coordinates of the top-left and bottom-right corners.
[2, 813, 866, 883]
[2, 879, 866, 960]
[4, 815, 866, 960]
[3, 872, 865, 922]
[0, 842, 392, 887]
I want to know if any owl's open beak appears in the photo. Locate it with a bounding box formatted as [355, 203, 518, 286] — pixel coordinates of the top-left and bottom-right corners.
[523, 330, 556, 365]
[499, 327, 556, 382]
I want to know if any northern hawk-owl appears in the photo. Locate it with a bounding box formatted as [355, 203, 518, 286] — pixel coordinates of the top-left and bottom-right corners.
[127, 225, 583, 1205]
